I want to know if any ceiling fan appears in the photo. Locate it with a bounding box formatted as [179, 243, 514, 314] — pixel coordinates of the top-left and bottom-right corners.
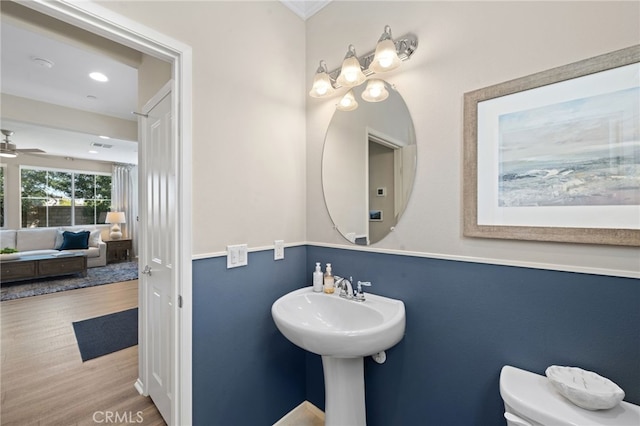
[0, 129, 46, 158]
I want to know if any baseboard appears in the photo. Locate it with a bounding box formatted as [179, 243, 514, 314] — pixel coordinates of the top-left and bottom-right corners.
[273, 401, 324, 426]
[134, 378, 147, 396]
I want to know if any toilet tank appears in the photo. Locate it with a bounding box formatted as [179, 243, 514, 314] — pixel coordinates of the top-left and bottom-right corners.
[500, 366, 640, 426]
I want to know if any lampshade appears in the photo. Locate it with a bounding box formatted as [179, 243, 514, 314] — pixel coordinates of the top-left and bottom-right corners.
[336, 90, 358, 111]
[309, 60, 335, 98]
[105, 211, 126, 224]
[336, 45, 366, 88]
[368, 25, 401, 73]
[361, 79, 389, 102]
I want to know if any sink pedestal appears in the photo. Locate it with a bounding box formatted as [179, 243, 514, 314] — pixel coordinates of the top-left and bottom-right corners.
[322, 356, 366, 426]
[272, 288, 406, 425]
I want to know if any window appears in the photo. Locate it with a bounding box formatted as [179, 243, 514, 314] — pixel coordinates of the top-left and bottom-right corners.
[21, 167, 111, 228]
[74, 173, 112, 225]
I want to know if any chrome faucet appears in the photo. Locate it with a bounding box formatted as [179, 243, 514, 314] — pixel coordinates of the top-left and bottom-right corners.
[334, 276, 354, 299]
[355, 281, 372, 302]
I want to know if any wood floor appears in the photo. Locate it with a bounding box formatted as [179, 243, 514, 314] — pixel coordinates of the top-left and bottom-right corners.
[1, 280, 165, 426]
[276, 402, 324, 426]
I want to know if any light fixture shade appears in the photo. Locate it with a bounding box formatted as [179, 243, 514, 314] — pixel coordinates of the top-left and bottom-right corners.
[336, 45, 366, 88]
[309, 63, 335, 98]
[0, 142, 17, 158]
[336, 90, 358, 111]
[361, 79, 389, 102]
[369, 26, 402, 73]
[105, 211, 126, 224]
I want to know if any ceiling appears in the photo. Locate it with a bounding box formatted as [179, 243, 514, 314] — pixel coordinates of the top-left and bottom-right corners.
[0, 1, 331, 165]
[1, 15, 139, 164]
[279, 0, 331, 20]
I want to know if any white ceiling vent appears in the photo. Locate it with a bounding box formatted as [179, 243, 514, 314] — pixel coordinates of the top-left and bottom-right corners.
[91, 142, 113, 149]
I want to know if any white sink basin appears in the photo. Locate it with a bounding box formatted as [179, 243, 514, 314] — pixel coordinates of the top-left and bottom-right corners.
[271, 287, 406, 357]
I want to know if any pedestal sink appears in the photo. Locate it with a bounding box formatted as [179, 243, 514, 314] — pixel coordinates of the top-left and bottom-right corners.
[271, 287, 406, 426]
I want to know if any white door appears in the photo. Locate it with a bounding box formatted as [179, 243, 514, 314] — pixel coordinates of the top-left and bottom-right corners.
[140, 82, 175, 424]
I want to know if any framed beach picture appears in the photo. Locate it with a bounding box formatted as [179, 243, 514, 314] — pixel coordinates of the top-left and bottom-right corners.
[369, 210, 383, 221]
[463, 45, 640, 246]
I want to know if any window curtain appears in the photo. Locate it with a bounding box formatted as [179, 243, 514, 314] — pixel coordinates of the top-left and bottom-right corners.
[111, 164, 138, 258]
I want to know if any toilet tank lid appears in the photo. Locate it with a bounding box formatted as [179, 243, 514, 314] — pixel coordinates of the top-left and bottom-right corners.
[499, 366, 640, 426]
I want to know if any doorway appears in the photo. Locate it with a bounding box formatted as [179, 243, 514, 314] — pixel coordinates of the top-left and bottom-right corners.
[17, 2, 193, 425]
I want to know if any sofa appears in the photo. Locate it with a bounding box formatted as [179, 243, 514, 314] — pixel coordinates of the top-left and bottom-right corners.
[0, 225, 110, 268]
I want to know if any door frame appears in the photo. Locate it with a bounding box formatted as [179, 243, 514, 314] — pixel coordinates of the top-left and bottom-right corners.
[17, 1, 193, 425]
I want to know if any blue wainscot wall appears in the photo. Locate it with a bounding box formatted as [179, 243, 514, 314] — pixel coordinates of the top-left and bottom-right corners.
[193, 245, 640, 425]
[192, 247, 308, 425]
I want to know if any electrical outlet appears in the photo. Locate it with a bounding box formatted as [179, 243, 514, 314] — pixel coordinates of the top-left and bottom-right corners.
[227, 244, 248, 268]
[274, 240, 284, 260]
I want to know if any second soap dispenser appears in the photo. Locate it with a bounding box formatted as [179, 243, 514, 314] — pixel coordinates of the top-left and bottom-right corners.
[323, 263, 335, 294]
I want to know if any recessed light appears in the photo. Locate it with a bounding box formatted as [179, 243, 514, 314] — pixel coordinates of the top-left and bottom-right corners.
[89, 72, 109, 82]
[89, 150, 99, 154]
[86, 95, 97, 100]
[99, 135, 110, 139]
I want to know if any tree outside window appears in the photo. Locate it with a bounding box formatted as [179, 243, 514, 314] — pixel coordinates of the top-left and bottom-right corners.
[21, 168, 111, 228]
[74, 173, 112, 225]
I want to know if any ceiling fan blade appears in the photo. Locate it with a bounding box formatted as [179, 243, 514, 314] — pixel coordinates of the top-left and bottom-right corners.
[17, 148, 46, 153]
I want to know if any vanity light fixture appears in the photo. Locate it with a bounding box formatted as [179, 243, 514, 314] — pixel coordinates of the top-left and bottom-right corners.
[309, 60, 336, 98]
[361, 79, 389, 102]
[369, 25, 402, 73]
[336, 90, 358, 111]
[336, 45, 367, 88]
[308, 25, 417, 99]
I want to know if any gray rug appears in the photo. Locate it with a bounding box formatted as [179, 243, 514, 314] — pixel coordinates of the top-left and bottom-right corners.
[73, 308, 138, 361]
[1, 262, 138, 301]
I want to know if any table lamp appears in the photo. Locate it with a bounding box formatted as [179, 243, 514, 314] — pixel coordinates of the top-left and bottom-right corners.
[105, 211, 126, 240]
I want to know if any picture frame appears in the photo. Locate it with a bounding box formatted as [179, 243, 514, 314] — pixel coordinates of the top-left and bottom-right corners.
[463, 45, 640, 246]
[369, 210, 383, 221]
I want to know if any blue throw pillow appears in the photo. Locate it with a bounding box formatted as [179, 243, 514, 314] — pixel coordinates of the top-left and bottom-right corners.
[59, 231, 90, 250]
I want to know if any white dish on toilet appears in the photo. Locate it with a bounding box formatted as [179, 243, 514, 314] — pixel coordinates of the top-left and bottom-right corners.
[500, 366, 640, 426]
[545, 365, 625, 410]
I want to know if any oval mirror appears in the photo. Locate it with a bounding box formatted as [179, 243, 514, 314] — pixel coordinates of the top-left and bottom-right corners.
[322, 81, 417, 245]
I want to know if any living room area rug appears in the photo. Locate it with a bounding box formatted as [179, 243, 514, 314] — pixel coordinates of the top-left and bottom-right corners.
[72, 308, 138, 361]
[1, 261, 138, 301]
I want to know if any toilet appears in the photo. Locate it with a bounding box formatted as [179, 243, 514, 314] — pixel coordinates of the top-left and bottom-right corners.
[500, 365, 640, 426]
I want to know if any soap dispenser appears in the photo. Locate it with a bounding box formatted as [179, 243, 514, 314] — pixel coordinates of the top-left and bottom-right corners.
[323, 263, 335, 294]
[313, 262, 323, 292]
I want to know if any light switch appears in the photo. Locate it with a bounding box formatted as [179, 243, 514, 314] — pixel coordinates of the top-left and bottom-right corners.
[274, 240, 284, 260]
[227, 244, 248, 268]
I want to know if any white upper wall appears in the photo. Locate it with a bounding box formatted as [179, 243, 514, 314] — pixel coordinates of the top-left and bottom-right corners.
[99, 0, 307, 256]
[306, 1, 640, 277]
